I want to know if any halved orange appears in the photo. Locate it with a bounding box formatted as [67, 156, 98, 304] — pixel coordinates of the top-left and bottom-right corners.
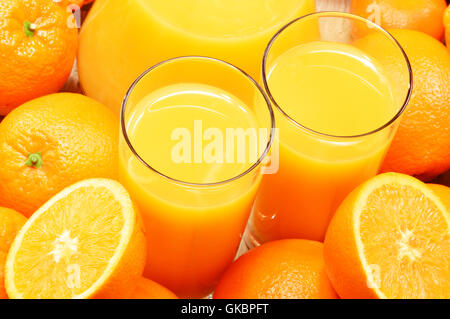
[0, 207, 27, 299]
[324, 173, 449, 299]
[5, 179, 146, 299]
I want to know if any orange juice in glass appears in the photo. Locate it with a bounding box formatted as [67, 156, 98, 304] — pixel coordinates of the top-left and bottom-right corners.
[245, 12, 412, 245]
[78, 0, 315, 113]
[119, 57, 274, 298]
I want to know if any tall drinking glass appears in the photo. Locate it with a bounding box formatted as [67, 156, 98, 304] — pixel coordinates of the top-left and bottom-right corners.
[119, 57, 274, 298]
[246, 12, 412, 246]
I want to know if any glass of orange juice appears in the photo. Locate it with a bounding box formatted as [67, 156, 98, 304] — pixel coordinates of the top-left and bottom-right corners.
[78, 0, 316, 113]
[119, 57, 274, 298]
[245, 12, 413, 246]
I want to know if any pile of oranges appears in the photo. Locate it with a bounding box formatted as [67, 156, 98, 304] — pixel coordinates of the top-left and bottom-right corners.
[215, 174, 450, 299]
[0, 0, 448, 299]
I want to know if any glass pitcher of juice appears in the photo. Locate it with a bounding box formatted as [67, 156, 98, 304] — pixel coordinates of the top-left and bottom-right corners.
[78, 0, 315, 113]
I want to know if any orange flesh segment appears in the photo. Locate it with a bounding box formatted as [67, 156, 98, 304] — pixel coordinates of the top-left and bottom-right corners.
[11, 186, 125, 299]
[359, 183, 450, 299]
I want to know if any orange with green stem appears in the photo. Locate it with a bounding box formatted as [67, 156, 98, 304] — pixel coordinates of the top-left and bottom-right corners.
[0, 0, 78, 115]
[0, 93, 119, 217]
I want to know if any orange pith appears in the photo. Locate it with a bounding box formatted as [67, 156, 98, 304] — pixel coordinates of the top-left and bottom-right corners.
[5, 179, 147, 299]
[324, 173, 450, 299]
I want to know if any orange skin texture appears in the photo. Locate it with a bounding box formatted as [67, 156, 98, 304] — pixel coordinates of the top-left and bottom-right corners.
[378, 30, 450, 181]
[351, 0, 447, 40]
[130, 277, 178, 299]
[0, 207, 26, 299]
[214, 239, 338, 299]
[0, 93, 119, 217]
[0, 0, 78, 115]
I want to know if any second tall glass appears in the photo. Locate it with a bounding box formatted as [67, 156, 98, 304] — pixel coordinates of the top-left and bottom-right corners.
[246, 12, 412, 245]
[119, 57, 274, 298]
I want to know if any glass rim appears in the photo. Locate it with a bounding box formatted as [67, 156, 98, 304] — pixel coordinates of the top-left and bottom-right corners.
[121, 56, 275, 187]
[262, 11, 413, 139]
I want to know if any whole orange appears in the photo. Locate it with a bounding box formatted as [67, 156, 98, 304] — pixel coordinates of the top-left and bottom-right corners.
[213, 239, 338, 299]
[0, 93, 119, 217]
[0, 0, 78, 116]
[356, 29, 450, 180]
[351, 0, 447, 40]
[381, 30, 450, 180]
[130, 277, 178, 299]
[0, 207, 26, 299]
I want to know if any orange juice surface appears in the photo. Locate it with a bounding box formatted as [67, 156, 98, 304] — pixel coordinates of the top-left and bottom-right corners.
[79, 0, 315, 113]
[119, 83, 263, 298]
[250, 41, 397, 243]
